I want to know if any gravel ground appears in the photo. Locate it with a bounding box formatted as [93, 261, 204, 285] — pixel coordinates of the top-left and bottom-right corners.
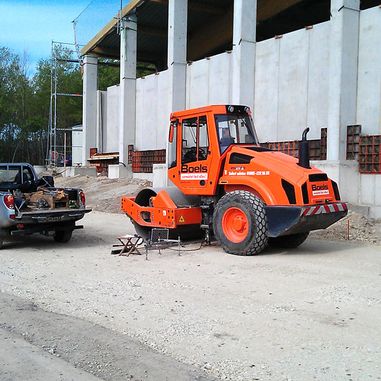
[0, 212, 380, 381]
[0, 292, 214, 381]
[311, 209, 381, 245]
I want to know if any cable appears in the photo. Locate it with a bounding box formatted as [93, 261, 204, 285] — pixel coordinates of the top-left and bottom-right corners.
[167, 240, 204, 252]
[72, 0, 96, 22]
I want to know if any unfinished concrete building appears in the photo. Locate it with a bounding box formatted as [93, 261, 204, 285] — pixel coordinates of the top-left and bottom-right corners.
[79, 0, 381, 218]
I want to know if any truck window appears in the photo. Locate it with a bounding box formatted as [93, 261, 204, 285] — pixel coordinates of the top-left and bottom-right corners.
[22, 167, 33, 183]
[0, 166, 19, 183]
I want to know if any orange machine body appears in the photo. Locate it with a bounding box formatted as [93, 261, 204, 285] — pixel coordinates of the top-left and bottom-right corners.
[121, 191, 202, 229]
[121, 105, 347, 236]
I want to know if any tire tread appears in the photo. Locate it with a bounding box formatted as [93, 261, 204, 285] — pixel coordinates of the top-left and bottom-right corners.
[213, 190, 268, 256]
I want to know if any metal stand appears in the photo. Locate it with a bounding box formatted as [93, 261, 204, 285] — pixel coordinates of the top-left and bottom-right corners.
[144, 228, 182, 260]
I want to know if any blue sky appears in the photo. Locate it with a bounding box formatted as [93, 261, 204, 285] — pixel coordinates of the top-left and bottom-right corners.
[0, 0, 123, 75]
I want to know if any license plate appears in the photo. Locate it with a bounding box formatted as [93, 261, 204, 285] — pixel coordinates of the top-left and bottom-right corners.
[47, 216, 64, 222]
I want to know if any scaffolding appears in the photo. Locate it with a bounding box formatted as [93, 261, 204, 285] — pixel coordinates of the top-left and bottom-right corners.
[47, 41, 83, 168]
[47, 1, 128, 168]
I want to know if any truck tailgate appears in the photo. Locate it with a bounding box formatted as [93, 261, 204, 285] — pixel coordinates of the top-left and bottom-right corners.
[16, 208, 92, 224]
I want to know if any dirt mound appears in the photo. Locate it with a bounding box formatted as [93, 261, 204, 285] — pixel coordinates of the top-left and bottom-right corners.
[55, 175, 151, 214]
[311, 209, 380, 245]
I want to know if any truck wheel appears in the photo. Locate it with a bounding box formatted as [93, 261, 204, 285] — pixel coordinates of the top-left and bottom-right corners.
[269, 232, 309, 249]
[0, 239, 3, 250]
[53, 230, 73, 243]
[213, 191, 268, 256]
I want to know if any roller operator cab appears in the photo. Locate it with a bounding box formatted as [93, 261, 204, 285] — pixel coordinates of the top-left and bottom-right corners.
[122, 105, 348, 256]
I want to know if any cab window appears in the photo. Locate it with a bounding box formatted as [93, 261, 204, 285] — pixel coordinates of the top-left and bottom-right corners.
[215, 114, 257, 153]
[182, 116, 209, 164]
[168, 120, 178, 169]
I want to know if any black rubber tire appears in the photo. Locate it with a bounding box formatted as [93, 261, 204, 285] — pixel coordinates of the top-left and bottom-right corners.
[213, 190, 268, 256]
[268, 232, 309, 249]
[53, 230, 73, 243]
[0, 239, 3, 250]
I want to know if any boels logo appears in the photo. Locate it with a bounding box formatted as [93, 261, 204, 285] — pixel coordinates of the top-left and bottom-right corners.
[312, 184, 328, 191]
[181, 164, 207, 173]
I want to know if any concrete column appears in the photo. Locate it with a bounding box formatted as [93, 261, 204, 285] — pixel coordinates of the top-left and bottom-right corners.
[231, 0, 257, 108]
[165, 0, 188, 186]
[327, 0, 360, 162]
[96, 91, 104, 153]
[119, 13, 137, 169]
[82, 55, 98, 165]
[167, 0, 188, 112]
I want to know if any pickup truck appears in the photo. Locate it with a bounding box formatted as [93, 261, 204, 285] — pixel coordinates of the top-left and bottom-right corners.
[0, 163, 91, 249]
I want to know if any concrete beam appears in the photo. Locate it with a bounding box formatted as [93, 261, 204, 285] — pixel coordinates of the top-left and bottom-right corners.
[231, 0, 257, 109]
[119, 13, 137, 170]
[327, 0, 360, 161]
[82, 55, 98, 165]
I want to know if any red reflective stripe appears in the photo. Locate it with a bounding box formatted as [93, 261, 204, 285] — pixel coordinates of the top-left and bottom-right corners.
[303, 203, 348, 216]
[313, 206, 321, 215]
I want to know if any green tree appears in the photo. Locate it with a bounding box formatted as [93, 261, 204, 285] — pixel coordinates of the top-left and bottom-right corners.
[0, 45, 156, 164]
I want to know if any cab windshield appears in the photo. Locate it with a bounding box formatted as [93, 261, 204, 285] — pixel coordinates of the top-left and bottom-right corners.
[215, 114, 258, 153]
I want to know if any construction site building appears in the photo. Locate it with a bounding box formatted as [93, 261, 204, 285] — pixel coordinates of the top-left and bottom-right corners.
[79, 0, 381, 218]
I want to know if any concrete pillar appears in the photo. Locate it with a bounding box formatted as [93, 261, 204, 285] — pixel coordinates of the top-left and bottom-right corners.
[82, 55, 98, 165]
[167, 0, 188, 112]
[119, 13, 137, 169]
[96, 91, 104, 153]
[165, 0, 188, 186]
[231, 0, 257, 108]
[327, 0, 360, 162]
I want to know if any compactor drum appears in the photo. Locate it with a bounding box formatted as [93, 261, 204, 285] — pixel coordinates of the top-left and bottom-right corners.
[122, 105, 347, 255]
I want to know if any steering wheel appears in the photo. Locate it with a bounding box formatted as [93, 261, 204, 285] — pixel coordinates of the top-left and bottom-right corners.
[183, 147, 197, 163]
[183, 147, 207, 163]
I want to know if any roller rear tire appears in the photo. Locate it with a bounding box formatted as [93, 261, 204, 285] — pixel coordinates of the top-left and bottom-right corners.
[268, 232, 309, 249]
[213, 191, 268, 256]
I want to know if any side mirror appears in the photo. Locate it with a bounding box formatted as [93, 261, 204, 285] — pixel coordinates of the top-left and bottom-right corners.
[168, 120, 178, 143]
[169, 124, 174, 143]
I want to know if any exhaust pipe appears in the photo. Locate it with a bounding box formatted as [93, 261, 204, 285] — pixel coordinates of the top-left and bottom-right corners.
[298, 128, 310, 169]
